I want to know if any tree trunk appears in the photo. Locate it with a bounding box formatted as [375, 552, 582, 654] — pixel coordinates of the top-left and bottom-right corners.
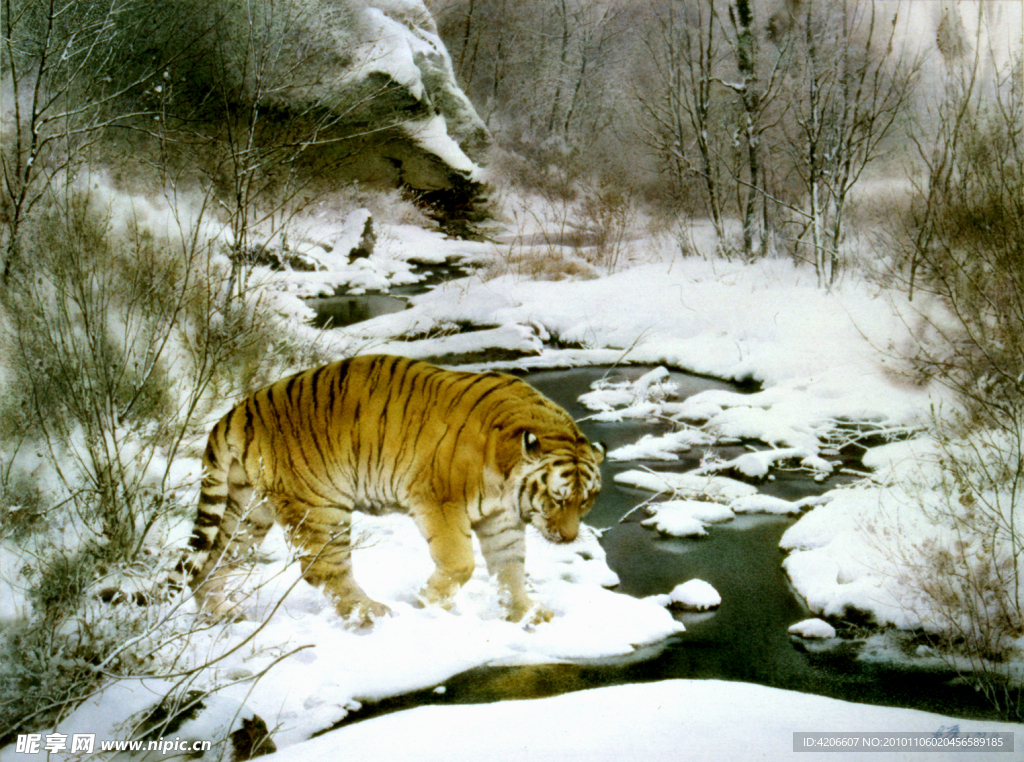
[732, 0, 762, 260]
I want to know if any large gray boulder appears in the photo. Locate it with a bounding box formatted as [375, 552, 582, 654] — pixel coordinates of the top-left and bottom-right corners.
[121, 0, 489, 199]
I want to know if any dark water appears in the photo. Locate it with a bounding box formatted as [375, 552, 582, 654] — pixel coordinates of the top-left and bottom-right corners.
[304, 259, 474, 328]
[324, 365, 1014, 729]
[305, 293, 407, 329]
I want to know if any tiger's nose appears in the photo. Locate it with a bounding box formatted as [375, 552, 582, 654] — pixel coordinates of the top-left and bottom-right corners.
[557, 513, 579, 542]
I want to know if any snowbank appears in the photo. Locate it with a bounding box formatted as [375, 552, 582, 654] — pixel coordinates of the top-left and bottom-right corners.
[336, 257, 931, 418]
[263, 680, 1020, 762]
[779, 438, 963, 631]
[157, 516, 682, 748]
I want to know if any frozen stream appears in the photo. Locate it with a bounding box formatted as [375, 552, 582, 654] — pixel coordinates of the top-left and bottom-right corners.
[320, 365, 1010, 733]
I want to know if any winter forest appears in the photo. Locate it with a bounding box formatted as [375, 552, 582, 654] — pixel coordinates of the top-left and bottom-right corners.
[1, 0, 1023, 758]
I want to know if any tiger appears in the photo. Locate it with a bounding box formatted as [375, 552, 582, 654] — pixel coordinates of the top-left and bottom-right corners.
[179, 354, 605, 626]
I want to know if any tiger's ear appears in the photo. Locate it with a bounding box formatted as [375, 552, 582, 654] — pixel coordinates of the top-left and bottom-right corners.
[592, 441, 606, 464]
[522, 431, 541, 458]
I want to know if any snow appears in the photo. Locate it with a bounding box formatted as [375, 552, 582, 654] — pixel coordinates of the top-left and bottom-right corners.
[606, 428, 714, 461]
[734, 493, 831, 516]
[789, 618, 838, 639]
[345, 2, 486, 179]
[641, 500, 734, 537]
[614, 466, 832, 537]
[371, 322, 544, 361]
[666, 579, 722, 610]
[615, 469, 759, 501]
[714, 445, 834, 478]
[578, 367, 679, 421]
[337, 257, 928, 413]
[2, 679, 266, 762]
[261, 680, 1020, 762]
[146, 517, 681, 749]
[777, 438, 977, 632]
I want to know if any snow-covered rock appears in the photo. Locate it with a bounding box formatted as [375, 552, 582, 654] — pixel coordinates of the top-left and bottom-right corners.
[641, 500, 734, 537]
[129, 0, 488, 196]
[661, 579, 721, 611]
[789, 618, 837, 639]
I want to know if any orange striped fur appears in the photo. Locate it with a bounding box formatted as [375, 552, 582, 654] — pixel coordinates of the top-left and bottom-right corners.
[179, 355, 605, 626]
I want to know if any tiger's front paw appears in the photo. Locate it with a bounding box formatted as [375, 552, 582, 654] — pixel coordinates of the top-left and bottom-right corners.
[506, 599, 554, 626]
[337, 597, 392, 629]
[416, 584, 456, 611]
[418, 565, 473, 612]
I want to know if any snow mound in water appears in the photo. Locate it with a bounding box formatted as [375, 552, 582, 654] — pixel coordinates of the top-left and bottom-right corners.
[668, 579, 721, 610]
[641, 500, 734, 537]
[789, 618, 837, 639]
[649, 579, 722, 611]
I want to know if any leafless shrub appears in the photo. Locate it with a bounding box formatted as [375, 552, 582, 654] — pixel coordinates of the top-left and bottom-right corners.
[881, 8, 1023, 720]
[0, 177, 327, 739]
[887, 421, 1024, 722]
[572, 179, 638, 273]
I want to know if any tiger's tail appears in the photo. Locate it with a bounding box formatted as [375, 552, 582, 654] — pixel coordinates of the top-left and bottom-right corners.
[172, 418, 273, 618]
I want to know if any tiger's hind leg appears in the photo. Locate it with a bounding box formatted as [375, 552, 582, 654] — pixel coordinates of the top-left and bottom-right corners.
[280, 500, 390, 627]
[189, 461, 274, 620]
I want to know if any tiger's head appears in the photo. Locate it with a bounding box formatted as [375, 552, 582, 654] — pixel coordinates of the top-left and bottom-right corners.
[517, 430, 606, 543]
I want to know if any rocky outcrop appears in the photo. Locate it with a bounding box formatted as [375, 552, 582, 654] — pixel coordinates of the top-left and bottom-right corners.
[122, 0, 489, 207]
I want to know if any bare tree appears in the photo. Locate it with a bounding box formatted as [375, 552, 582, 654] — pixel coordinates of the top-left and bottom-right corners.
[718, 0, 789, 260]
[639, 0, 732, 249]
[782, 0, 920, 289]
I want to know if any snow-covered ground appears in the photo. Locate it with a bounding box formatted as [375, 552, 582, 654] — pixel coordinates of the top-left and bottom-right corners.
[268, 680, 1019, 762]
[4, 205, 1021, 760]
